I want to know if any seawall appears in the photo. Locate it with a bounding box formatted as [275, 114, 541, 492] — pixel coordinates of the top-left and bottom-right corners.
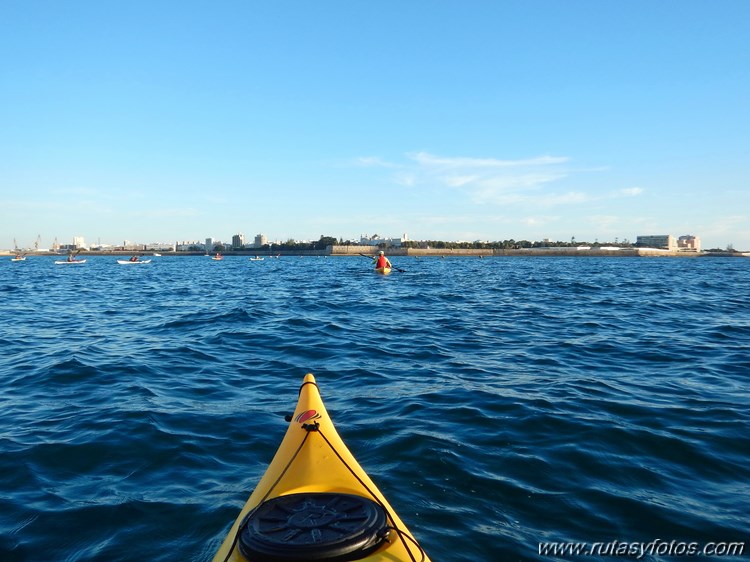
[331, 246, 715, 257]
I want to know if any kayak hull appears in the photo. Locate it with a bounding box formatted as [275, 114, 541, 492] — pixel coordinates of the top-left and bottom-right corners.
[54, 260, 87, 264]
[116, 259, 152, 264]
[212, 374, 430, 562]
[374, 267, 392, 275]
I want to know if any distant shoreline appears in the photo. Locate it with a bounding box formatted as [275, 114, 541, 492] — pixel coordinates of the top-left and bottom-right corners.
[3, 247, 748, 258]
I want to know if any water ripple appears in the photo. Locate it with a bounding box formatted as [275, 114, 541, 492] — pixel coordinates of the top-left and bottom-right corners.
[1, 256, 749, 560]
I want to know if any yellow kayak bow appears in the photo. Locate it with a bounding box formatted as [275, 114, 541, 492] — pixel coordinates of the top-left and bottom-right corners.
[212, 373, 430, 562]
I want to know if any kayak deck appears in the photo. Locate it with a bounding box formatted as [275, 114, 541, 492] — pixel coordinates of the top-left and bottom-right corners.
[212, 374, 430, 562]
[374, 267, 392, 275]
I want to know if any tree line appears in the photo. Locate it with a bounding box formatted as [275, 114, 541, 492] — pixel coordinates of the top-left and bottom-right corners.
[191, 235, 742, 254]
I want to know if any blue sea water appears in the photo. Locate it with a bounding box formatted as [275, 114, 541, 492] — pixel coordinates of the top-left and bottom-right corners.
[1, 255, 748, 561]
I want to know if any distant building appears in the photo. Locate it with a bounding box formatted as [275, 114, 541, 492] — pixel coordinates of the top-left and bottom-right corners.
[253, 234, 268, 248]
[145, 242, 175, 252]
[119, 240, 141, 251]
[73, 236, 88, 250]
[359, 233, 408, 248]
[677, 234, 701, 252]
[176, 241, 206, 252]
[232, 233, 246, 249]
[636, 234, 677, 250]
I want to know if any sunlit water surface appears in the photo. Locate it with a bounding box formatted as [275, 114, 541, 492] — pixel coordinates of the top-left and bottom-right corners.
[1, 255, 748, 561]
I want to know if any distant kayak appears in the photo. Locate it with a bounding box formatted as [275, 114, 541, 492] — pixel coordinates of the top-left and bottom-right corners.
[116, 259, 152, 265]
[54, 260, 87, 265]
[374, 266, 392, 275]
[11, 257, 26, 262]
[212, 373, 431, 562]
[249, 257, 264, 261]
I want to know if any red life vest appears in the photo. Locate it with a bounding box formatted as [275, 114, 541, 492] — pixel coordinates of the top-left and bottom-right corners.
[376, 255, 388, 268]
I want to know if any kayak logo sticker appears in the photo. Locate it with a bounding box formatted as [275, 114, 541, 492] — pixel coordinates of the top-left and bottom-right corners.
[295, 410, 321, 424]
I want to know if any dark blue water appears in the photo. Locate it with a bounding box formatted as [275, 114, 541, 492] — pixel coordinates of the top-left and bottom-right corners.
[1, 255, 748, 561]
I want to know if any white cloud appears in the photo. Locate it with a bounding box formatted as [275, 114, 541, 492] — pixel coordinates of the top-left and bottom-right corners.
[408, 151, 569, 169]
[445, 175, 480, 187]
[620, 187, 644, 196]
[394, 172, 417, 186]
[407, 151, 576, 205]
[477, 173, 567, 191]
[354, 150, 608, 209]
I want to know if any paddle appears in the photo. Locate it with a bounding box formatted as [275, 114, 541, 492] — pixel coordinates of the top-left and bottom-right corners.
[357, 252, 405, 273]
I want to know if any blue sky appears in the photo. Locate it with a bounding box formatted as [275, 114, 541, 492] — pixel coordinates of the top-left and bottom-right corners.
[2, 1, 749, 250]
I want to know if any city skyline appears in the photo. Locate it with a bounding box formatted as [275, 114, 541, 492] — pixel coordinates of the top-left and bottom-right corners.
[6, 231, 717, 254]
[2, 2, 749, 251]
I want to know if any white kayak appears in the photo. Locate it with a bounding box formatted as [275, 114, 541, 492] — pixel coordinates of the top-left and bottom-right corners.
[116, 259, 152, 265]
[55, 259, 87, 265]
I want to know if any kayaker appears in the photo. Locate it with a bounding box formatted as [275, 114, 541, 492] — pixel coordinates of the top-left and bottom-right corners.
[374, 250, 392, 270]
[129, 255, 139, 262]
